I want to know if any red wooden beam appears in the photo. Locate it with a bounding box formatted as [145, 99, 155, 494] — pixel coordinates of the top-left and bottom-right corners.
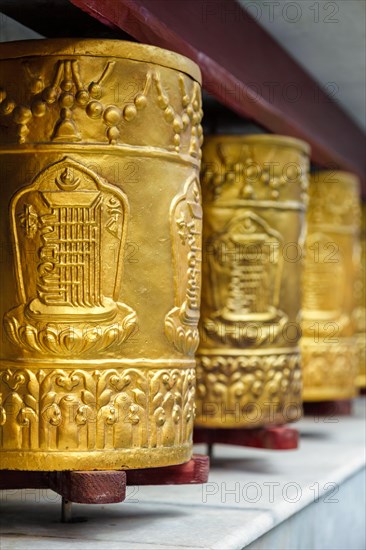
[303, 400, 353, 417]
[69, 0, 366, 196]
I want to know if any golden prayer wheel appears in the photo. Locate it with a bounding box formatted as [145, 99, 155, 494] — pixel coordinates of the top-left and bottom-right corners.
[195, 135, 310, 428]
[355, 204, 365, 390]
[302, 172, 361, 401]
[0, 39, 203, 470]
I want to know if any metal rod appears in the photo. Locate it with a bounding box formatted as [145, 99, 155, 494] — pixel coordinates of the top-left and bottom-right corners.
[207, 443, 214, 462]
[61, 497, 73, 523]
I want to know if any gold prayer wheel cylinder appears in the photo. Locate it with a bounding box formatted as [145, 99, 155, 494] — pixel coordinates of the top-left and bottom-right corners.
[302, 172, 361, 401]
[0, 39, 203, 470]
[196, 135, 310, 428]
[355, 203, 365, 390]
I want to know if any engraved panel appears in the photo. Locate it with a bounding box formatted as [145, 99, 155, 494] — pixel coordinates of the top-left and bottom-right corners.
[302, 231, 349, 333]
[301, 172, 361, 400]
[301, 339, 358, 399]
[4, 157, 137, 357]
[203, 212, 288, 346]
[195, 352, 302, 427]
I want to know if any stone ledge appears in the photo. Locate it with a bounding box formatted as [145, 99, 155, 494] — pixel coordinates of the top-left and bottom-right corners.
[0, 399, 365, 549]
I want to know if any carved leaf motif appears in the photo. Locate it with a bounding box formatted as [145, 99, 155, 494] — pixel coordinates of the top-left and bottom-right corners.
[150, 377, 161, 398]
[99, 389, 113, 408]
[19, 325, 42, 353]
[0, 366, 195, 453]
[4, 316, 138, 357]
[37, 370, 46, 385]
[153, 393, 164, 408]
[41, 391, 57, 409]
[23, 394, 37, 410]
[81, 390, 95, 405]
[133, 388, 146, 408]
[27, 377, 39, 399]
[55, 374, 80, 392]
[0, 406, 6, 426]
[196, 353, 302, 425]
[165, 315, 200, 355]
[110, 374, 131, 392]
[162, 392, 175, 408]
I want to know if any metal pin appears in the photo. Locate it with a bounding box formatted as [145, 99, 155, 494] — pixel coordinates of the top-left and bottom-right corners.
[61, 497, 73, 523]
[207, 443, 214, 462]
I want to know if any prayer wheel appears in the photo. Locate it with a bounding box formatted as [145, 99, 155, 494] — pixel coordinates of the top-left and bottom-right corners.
[302, 172, 361, 401]
[195, 135, 310, 428]
[0, 39, 203, 470]
[355, 204, 365, 391]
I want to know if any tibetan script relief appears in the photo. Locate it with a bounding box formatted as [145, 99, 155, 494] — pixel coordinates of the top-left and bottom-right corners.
[302, 231, 349, 334]
[203, 212, 288, 346]
[4, 157, 137, 357]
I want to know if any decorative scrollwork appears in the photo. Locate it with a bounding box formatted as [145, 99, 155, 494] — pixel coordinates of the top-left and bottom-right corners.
[165, 177, 202, 355]
[0, 366, 195, 451]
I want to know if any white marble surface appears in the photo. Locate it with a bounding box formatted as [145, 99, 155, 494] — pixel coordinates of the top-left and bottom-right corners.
[1, 399, 365, 550]
[246, 468, 366, 550]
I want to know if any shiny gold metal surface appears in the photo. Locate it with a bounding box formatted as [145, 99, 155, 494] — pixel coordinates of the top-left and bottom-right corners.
[195, 135, 310, 428]
[0, 39, 203, 470]
[355, 204, 366, 390]
[302, 172, 361, 401]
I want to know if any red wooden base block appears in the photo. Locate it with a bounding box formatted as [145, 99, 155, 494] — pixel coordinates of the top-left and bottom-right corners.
[126, 454, 209, 486]
[194, 426, 299, 450]
[0, 470, 126, 504]
[303, 400, 353, 417]
[0, 454, 209, 505]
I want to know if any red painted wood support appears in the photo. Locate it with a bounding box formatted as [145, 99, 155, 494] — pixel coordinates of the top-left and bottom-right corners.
[0, 454, 209, 505]
[48, 470, 127, 504]
[303, 400, 353, 417]
[194, 426, 299, 450]
[69, 0, 366, 196]
[126, 454, 209, 486]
